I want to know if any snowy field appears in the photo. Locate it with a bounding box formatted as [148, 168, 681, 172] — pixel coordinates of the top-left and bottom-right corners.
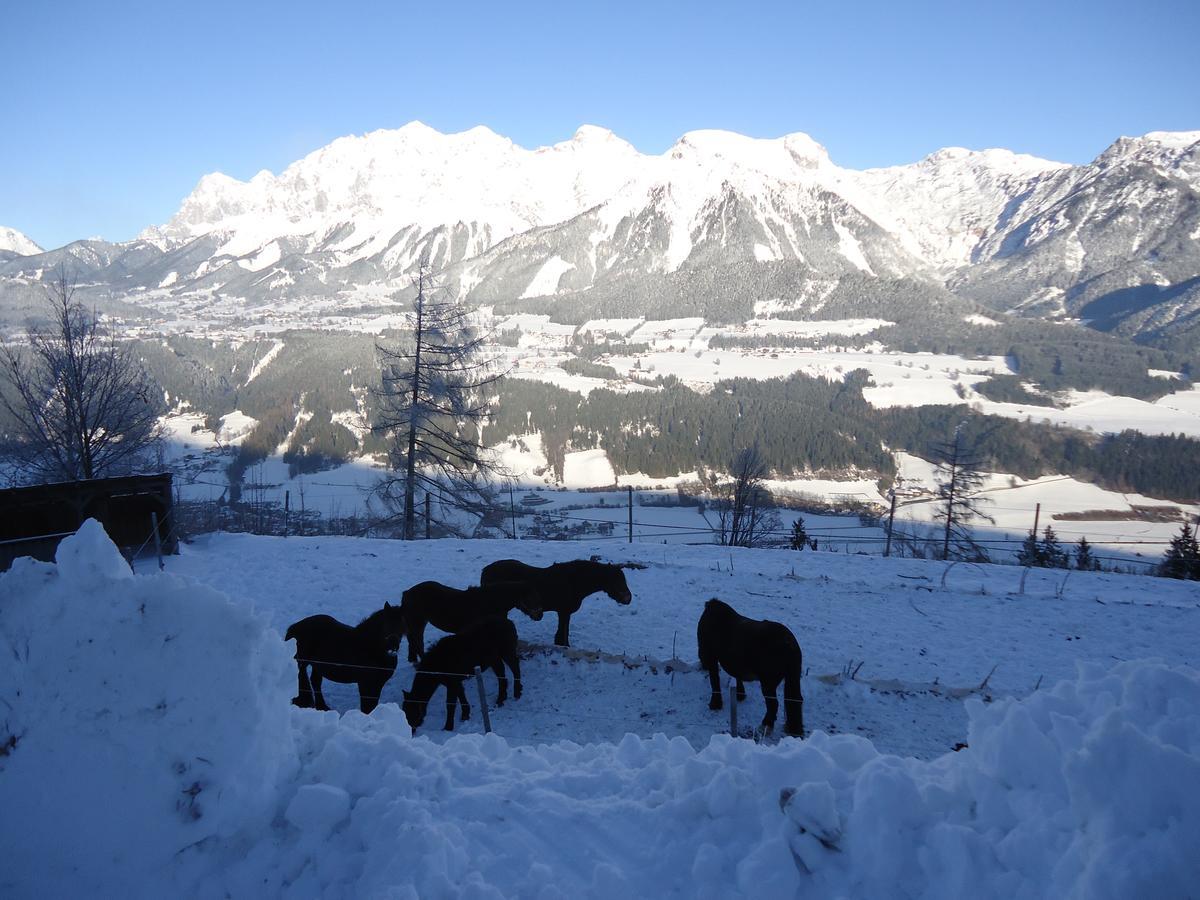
[2, 523, 1197, 897]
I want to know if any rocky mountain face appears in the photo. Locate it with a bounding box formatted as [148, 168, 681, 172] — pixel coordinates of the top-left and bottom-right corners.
[2, 124, 1198, 349]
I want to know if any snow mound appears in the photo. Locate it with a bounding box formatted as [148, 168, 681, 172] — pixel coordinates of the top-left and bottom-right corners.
[1, 524, 1197, 897]
[0, 521, 298, 897]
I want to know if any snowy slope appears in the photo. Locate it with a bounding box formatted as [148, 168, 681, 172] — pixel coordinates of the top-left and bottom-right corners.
[0, 226, 42, 256]
[1, 523, 1197, 898]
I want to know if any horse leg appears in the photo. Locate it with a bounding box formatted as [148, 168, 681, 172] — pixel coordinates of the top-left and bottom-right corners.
[443, 681, 458, 731]
[359, 675, 384, 714]
[760, 680, 780, 734]
[408, 619, 425, 663]
[508, 651, 522, 700]
[736, 679, 747, 702]
[311, 670, 330, 711]
[554, 611, 571, 647]
[492, 660, 508, 707]
[457, 680, 471, 723]
[706, 663, 723, 711]
[293, 662, 315, 708]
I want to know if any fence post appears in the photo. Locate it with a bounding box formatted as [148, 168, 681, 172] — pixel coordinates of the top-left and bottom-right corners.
[474, 667, 492, 734]
[729, 679, 738, 737]
[884, 490, 897, 557]
[284, 490, 290, 537]
[628, 486, 633, 544]
[150, 511, 164, 570]
[509, 484, 518, 539]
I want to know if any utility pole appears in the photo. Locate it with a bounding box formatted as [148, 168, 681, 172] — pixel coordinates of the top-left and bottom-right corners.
[1031, 502, 1041, 537]
[884, 491, 898, 558]
[628, 486, 633, 544]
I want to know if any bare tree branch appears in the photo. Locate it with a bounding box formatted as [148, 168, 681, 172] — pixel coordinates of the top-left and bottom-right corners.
[0, 269, 164, 483]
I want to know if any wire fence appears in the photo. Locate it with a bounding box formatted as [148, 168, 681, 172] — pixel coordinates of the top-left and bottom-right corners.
[161, 472, 1198, 578]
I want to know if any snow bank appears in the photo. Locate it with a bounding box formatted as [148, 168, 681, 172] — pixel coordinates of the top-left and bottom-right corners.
[2, 523, 1197, 897]
[0, 521, 298, 897]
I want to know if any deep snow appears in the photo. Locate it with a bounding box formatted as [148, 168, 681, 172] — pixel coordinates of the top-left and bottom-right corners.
[1, 523, 1198, 898]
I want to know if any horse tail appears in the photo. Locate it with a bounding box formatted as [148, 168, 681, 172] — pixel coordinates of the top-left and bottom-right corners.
[284, 622, 299, 643]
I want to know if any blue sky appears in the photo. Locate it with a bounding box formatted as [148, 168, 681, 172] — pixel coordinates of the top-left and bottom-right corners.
[2, 0, 1197, 250]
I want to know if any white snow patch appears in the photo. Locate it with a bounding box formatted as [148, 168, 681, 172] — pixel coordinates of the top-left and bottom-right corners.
[520, 255, 576, 298]
[562, 448, 616, 487]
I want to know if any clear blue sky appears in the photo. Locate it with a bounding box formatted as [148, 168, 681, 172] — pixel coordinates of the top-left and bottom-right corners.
[2, 0, 1197, 250]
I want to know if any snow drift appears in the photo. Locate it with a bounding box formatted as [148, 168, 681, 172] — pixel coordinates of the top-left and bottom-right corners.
[1, 522, 1197, 897]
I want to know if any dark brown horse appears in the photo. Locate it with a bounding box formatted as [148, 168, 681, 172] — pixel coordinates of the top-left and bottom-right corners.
[697, 598, 804, 737]
[402, 616, 522, 732]
[399, 580, 543, 663]
[479, 557, 644, 647]
[284, 602, 407, 714]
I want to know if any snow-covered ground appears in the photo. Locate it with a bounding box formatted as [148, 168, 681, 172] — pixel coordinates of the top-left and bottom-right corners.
[2, 523, 1197, 897]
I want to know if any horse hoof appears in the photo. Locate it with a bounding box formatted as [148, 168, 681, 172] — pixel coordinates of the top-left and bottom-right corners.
[709, 698, 723, 711]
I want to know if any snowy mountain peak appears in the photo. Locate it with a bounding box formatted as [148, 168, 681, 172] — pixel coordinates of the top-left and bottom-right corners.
[0, 226, 44, 256]
[668, 129, 831, 174]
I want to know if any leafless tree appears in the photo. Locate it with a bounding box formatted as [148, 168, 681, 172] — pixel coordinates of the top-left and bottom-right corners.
[0, 271, 164, 484]
[372, 268, 507, 539]
[930, 423, 994, 561]
[714, 444, 781, 548]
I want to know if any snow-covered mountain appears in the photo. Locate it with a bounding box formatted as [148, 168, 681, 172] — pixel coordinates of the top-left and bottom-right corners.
[0, 226, 42, 257]
[2, 124, 1198, 348]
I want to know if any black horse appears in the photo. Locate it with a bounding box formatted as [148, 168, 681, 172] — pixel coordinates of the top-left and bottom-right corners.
[399, 580, 543, 663]
[284, 602, 406, 714]
[697, 598, 804, 737]
[479, 556, 644, 647]
[402, 616, 522, 732]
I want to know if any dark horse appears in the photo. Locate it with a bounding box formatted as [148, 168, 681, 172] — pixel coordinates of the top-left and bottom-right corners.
[402, 616, 522, 731]
[479, 556, 644, 647]
[284, 602, 406, 714]
[399, 580, 543, 663]
[697, 598, 804, 737]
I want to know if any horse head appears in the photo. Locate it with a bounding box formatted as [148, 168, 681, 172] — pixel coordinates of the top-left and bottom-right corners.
[598, 559, 646, 605]
[517, 589, 544, 621]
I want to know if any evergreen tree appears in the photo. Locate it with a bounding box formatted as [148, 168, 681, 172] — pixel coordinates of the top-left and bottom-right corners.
[1017, 530, 1043, 567]
[373, 268, 506, 538]
[790, 516, 809, 551]
[1160, 522, 1200, 580]
[1039, 526, 1069, 569]
[1074, 536, 1098, 571]
[929, 423, 994, 561]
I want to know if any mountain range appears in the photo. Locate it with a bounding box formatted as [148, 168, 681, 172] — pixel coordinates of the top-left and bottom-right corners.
[2, 123, 1199, 351]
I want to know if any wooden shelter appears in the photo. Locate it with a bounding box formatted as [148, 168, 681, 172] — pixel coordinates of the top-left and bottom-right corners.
[0, 473, 175, 570]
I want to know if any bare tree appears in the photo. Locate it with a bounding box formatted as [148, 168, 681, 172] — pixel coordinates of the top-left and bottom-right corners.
[0, 272, 164, 484]
[929, 423, 994, 561]
[714, 444, 781, 548]
[372, 268, 506, 539]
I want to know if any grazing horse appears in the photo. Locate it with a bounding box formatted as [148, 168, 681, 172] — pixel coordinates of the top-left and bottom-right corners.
[399, 580, 543, 663]
[479, 556, 644, 647]
[402, 616, 523, 732]
[284, 602, 406, 714]
[697, 598, 804, 737]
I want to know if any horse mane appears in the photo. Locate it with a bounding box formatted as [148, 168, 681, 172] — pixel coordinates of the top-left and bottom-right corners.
[703, 597, 737, 618]
[357, 604, 398, 631]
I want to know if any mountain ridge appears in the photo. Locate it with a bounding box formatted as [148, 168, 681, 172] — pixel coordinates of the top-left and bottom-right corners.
[2, 124, 1198, 352]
